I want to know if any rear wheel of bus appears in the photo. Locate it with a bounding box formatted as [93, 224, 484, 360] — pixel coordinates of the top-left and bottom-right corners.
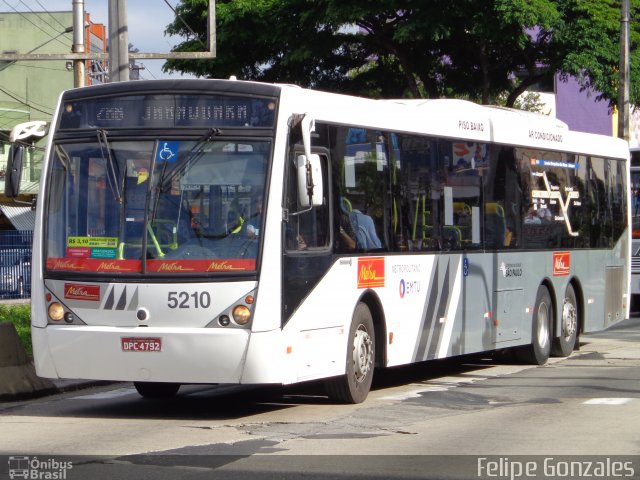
[325, 302, 375, 404]
[551, 283, 579, 357]
[516, 285, 552, 365]
[134, 381, 180, 398]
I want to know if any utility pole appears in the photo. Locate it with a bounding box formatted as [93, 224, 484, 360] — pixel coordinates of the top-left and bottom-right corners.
[108, 0, 129, 82]
[618, 0, 630, 141]
[72, 0, 85, 87]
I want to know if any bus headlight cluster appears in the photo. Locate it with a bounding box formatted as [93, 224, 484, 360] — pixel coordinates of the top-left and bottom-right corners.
[232, 305, 251, 325]
[48, 302, 65, 322]
[46, 294, 86, 325]
[213, 293, 254, 328]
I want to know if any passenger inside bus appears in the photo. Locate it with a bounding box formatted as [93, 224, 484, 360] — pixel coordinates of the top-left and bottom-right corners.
[243, 196, 263, 240]
[338, 196, 381, 251]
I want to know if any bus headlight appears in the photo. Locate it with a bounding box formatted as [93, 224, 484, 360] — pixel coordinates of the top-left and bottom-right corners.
[48, 302, 65, 322]
[232, 305, 251, 325]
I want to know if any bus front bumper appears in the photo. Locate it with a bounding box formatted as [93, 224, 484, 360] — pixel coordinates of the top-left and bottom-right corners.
[32, 325, 254, 384]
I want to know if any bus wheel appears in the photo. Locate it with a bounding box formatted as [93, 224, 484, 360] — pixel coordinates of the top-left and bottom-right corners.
[551, 284, 578, 357]
[134, 381, 180, 398]
[325, 302, 375, 404]
[516, 285, 552, 365]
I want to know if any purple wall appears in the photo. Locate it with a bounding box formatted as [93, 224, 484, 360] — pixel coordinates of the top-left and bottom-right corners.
[555, 75, 612, 136]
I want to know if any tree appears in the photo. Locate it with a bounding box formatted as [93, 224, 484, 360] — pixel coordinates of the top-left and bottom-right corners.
[164, 0, 640, 107]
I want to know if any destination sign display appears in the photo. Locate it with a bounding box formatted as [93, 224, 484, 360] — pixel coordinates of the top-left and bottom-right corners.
[59, 94, 277, 129]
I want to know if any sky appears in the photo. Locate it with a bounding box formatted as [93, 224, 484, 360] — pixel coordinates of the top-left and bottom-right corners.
[1, 0, 196, 79]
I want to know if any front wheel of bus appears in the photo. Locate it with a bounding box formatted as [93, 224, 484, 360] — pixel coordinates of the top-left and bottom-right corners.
[551, 284, 578, 357]
[516, 285, 552, 365]
[325, 302, 375, 404]
[134, 382, 180, 398]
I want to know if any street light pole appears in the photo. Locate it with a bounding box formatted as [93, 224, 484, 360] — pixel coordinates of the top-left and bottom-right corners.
[108, 0, 129, 82]
[72, 0, 86, 87]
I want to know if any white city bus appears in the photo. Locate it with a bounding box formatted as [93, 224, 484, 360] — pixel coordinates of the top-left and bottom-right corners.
[8, 79, 630, 403]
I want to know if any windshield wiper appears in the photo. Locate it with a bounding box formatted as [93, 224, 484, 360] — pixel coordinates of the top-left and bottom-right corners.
[158, 128, 222, 190]
[96, 129, 123, 204]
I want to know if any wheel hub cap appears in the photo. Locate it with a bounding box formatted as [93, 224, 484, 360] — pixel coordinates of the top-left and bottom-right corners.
[562, 299, 577, 339]
[352, 326, 373, 383]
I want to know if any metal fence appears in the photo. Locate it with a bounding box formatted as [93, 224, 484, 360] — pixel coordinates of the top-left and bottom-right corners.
[0, 230, 33, 300]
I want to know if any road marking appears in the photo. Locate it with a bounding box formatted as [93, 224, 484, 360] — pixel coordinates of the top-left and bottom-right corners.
[70, 387, 137, 400]
[582, 398, 633, 405]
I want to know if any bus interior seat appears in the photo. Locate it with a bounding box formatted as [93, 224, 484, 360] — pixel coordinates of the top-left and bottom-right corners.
[442, 225, 462, 250]
[485, 202, 506, 249]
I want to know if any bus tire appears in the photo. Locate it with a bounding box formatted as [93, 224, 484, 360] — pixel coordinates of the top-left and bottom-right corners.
[516, 285, 552, 365]
[325, 302, 375, 404]
[134, 381, 180, 398]
[551, 284, 578, 357]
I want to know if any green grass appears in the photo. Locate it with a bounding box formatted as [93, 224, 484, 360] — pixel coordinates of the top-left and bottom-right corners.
[0, 304, 32, 357]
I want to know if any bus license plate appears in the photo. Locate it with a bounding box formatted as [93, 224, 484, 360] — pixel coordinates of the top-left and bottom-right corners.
[121, 337, 162, 352]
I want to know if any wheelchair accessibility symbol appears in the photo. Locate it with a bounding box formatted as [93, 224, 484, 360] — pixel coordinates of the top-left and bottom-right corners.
[156, 141, 179, 163]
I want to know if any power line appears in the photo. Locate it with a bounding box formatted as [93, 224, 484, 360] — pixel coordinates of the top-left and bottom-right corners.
[18, 0, 65, 37]
[34, 0, 69, 32]
[0, 85, 53, 116]
[162, 0, 207, 50]
[1, 0, 71, 49]
[6, 62, 73, 74]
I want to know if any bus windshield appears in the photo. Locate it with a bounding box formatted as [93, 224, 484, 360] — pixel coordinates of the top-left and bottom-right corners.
[45, 136, 270, 275]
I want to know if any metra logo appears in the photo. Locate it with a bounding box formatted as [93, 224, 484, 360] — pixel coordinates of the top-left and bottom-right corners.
[50, 259, 85, 270]
[157, 262, 194, 272]
[64, 283, 100, 301]
[97, 261, 134, 272]
[207, 261, 243, 271]
[553, 251, 571, 276]
[357, 257, 385, 289]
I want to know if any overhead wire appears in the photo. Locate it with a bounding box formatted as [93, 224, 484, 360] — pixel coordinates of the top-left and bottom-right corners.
[162, 0, 207, 49]
[1, 0, 71, 49]
[19, 0, 71, 40]
[0, 85, 53, 116]
[34, 0, 69, 32]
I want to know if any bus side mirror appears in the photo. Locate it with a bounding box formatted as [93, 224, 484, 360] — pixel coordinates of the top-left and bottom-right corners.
[297, 114, 323, 207]
[297, 153, 323, 207]
[4, 144, 24, 198]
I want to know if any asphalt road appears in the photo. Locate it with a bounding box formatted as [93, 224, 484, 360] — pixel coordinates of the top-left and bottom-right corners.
[1, 316, 639, 479]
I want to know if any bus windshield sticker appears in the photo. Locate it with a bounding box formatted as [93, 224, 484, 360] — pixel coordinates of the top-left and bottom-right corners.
[67, 236, 118, 248]
[156, 141, 179, 163]
[47, 258, 141, 273]
[146, 259, 257, 273]
[66, 237, 119, 260]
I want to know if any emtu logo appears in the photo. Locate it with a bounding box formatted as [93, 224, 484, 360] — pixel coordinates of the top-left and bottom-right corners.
[553, 251, 571, 276]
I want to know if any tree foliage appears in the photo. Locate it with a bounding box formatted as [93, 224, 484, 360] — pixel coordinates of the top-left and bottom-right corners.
[164, 0, 640, 107]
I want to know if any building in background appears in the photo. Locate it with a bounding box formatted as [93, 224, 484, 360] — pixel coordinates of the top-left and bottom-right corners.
[0, 10, 106, 231]
[526, 72, 640, 146]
